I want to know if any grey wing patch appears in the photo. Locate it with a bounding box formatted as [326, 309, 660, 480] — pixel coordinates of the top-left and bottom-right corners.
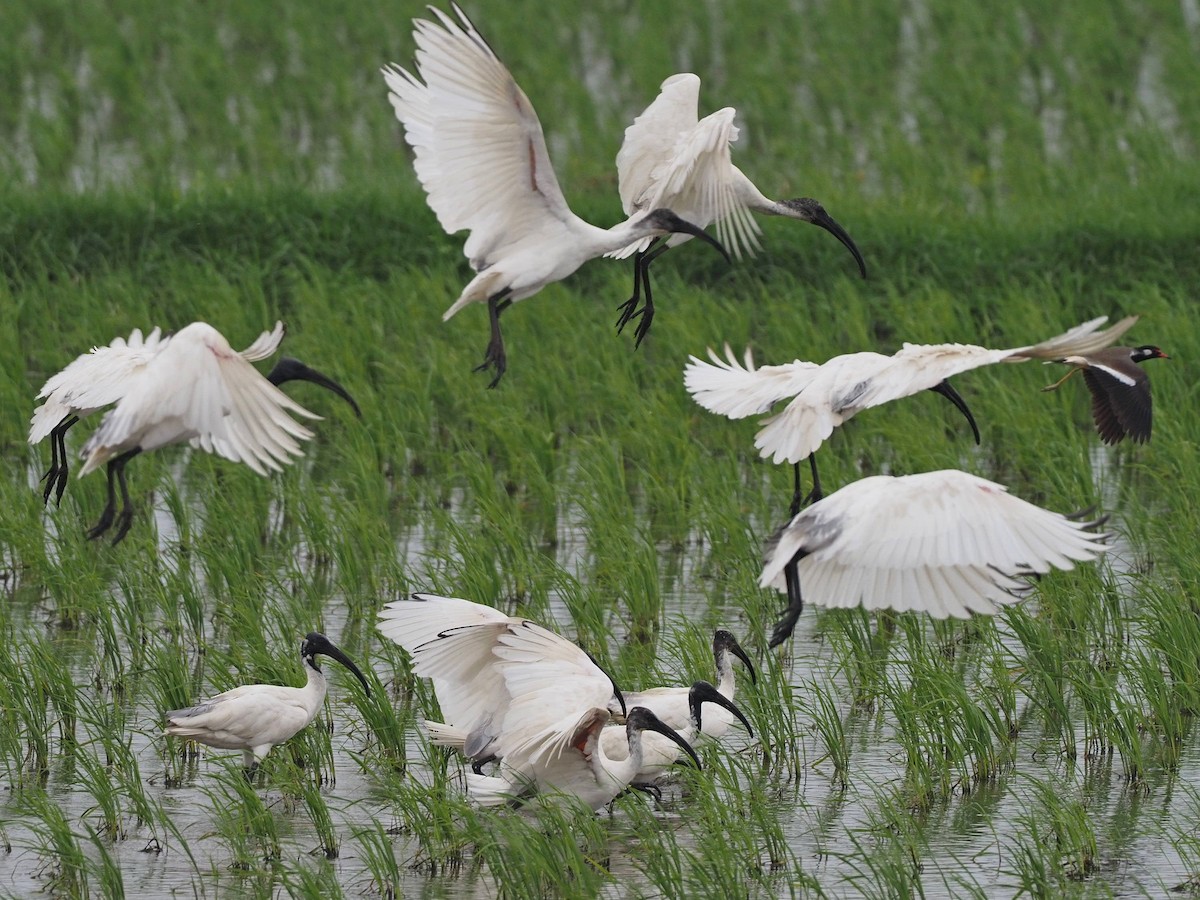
[833, 380, 870, 413]
[165, 696, 225, 721]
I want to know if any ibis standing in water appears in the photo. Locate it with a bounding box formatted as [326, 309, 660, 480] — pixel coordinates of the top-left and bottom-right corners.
[761, 469, 1111, 647]
[164, 632, 371, 776]
[466, 705, 701, 812]
[621, 630, 757, 743]
[600, 680, 752, 793]
[382, 5, 730, 386]
[1042, 344, 1168, 444]
[608, 72, 867, 346]
[685, 315, 1139, 513]
[58, 321, 359, 543]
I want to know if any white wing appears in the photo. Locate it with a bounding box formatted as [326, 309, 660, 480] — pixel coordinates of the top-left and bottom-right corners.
[80, 323, 318, 476]
[684, 344, 821, 420]
[611, 73, 760, 260]
[382, 4, 573, 274]
[377, 593, 510, 654]
[489, 620, 617, 764]
[760, 470, 1109, 618]
[29, 327, 168, 443]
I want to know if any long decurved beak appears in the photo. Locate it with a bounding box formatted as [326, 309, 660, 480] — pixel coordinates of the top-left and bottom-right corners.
[688, 680, 754, 738]
[720, 632, 759, 686]
[585, 649, 627, 718]
[810, 208, 867, 279]
[930, 379, 981, 444]
[629, 707, 702, 770]
[266, 357, 363, 418]
[321, 642, 372, 696]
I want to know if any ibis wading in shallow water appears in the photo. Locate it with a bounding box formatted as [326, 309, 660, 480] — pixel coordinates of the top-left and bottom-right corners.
[599, 680, 751, 791]
[1042, 344, 1168, 444]
[164, 632, 371, 775]
[49, 321, 359, 544]
[685, 315, 1139, 513]
[378, 594, 625, 774]
[621, 630, 757, 743]
[382, 4, 730, 386]
[761, 469, 1111, 648]
[609, 72, 867, 345]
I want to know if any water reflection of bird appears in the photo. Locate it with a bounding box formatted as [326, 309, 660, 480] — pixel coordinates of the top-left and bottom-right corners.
[621, 630, 757, 744]
[381, 4, 729, 387]
[1042, 344, 1168, 444]
[686, 315, 1138, 513]
[51, 321, 359, 544]
[761, 469, 1111, 648]
[609, 72, 866, 346]
[164, 632, 371, 776]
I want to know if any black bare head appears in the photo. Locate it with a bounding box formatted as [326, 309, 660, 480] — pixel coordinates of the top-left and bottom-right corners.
[641, 208, 732, 265]
[713, 629, 758, 685]
[688, 680, 754, 737]
[266, 357, 362, 418]
[929, 379, 981, 445]
[778, 198, 867, 279]
[1131, 345, 1169, 363]
[626, 707, 702, 770]
[301, 632, 372, 696]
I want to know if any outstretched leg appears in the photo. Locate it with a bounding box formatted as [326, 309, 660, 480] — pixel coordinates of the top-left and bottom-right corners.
[474, 290, 513, 388]
[40, 415, 79, 506]
[87, 448, 140, 542]
[769, 549, 808, 648]
[615, 240, 672, 348]
[1042, 366, 1082, 392]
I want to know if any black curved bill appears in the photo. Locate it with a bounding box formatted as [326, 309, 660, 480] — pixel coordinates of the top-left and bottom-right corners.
[310, 635, 372, 696]
[810, 208, 867, 279]
[930, 379, 981, 444]
[267, 357, 362, 418]
[584, 649, 626, 718]
[646, 208, 733, 266]
[688, 680, 754, 738]
[716, 630, 758, 686]
[628, 707, 702, 770]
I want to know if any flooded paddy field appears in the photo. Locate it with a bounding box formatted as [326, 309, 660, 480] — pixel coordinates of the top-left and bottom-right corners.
[2, 1, 1200, 896]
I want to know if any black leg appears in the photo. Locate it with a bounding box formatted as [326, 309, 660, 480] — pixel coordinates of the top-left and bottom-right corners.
[616, 240, 672, 348]
[110, 450, 140, 544]
[769, 550, 808, 649]
[473, 290, 512, 388]
[41, 415, 79, 506]
[788, 455, 824, 518]
[87, 448, 140, 542]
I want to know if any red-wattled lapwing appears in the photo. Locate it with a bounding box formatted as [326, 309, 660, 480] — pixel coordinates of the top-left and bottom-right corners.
[1043, 344, 1169, 444]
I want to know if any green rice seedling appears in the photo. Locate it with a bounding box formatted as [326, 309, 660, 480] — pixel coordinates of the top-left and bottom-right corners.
[1006, 777, 1100, 888]
[18, 788, 91, 896]
[297, 780, 339, 860]
[387, 766, 475, 877]
[202, 766, 283, 870]
[277, 859, 345, 900]
[465, 797, 611, 897]
[1005, 606, 1076, 759]
[805, 676, 850, 786]
[351, 821, 402, 898]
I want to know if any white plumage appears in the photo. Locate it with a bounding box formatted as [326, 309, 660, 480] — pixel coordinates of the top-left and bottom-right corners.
[381, 5, 727, 385]
[164, 632, 370, 773]
[377, 594, 623, 767]
[686, 315, 1139, 466]
[611, 72, 865, 267]
[80, 321, 317, 479]
[620, 630, 756, 742]
[761, 469, 1111, 647]
[606, 73, 865, 345]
